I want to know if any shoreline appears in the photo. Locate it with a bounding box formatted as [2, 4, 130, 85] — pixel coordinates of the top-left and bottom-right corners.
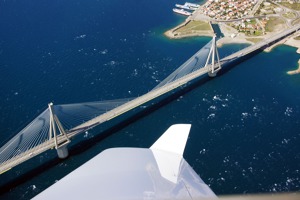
[164, 19, 215, 39]
[165, 18, 300, 75]
[287, 59, 300, 75]
[264, 33, 300, 54]
[216, 23, 254, 46]
[164, 29, 215, 39]
[283, 36, 300, 54]
[165, 2, 300, 53]
[165, 18, 300, 54]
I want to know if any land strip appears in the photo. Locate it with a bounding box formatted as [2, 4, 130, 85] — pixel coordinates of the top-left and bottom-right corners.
[287, 60, 300, 75]
[166, 0, 300, 53]
[165, 20, 214, 39]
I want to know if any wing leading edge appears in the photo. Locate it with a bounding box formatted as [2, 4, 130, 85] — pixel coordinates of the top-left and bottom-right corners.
[33, 124, 216, 199]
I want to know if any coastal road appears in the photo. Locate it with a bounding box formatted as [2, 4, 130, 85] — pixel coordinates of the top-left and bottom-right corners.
[213, 14, 279, 23]
[250, 0, 264, 16]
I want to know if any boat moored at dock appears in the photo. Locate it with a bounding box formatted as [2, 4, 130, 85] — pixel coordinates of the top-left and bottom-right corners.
[175, 3, 197, 11]
[185, 2, 200, 8]
[172, 8, 192, 16]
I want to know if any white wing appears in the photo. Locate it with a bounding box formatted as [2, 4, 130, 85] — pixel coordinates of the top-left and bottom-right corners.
[33, 124, 216, 200]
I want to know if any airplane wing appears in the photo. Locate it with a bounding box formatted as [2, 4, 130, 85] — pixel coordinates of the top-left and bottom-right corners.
[33, 124, 216, 200]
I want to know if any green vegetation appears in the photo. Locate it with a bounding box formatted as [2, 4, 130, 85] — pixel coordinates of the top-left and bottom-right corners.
[248, 19, 257, 25]
[265, 17, 286, 32]
[256, 1, 276, 15]
[255, 4, 264, 15]
[241, 29, 261, 36]
[282, 12, 296, 19]
[246, 37, 263, 43]
[280, 2, 300, 10]
[253, 30, 264, 36]
[244, 30, 263, 37]
[292, 18, 300, 26]
[174, 20, 212, 35]
[294, 36, 300, 40]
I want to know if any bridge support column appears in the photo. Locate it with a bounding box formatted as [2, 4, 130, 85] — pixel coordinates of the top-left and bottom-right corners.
[48, 102, 71, 159]
[56, 143, 69, 159]
[205, 35, 221, 77]
[208, 71, 217, 77]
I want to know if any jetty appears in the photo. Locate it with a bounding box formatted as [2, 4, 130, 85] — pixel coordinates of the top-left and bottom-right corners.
[287, 59, 300, 75]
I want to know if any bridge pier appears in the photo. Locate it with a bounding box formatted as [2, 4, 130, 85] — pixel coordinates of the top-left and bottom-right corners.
[208, 71, 217, 77]
[56, 143, 69, 159]
[48, 102, 71, 159]
[205, 35, 221, 78]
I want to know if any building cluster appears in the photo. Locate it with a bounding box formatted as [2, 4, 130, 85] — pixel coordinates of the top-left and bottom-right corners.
[201, 0, 257, 20]
[257, 1, 281, 15]
[230, 18, 268, 35]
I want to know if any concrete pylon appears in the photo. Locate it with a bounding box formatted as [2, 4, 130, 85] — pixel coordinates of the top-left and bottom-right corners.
[204, 35, 221, 77]
[48, 102, 70, 159]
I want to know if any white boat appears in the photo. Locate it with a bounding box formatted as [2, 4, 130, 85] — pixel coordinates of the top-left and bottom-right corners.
[173, 8, 192, 16]
[175, 3, 190, 10]
[186, 6, 197, 11]
[185, 2, 200, 8]
[176, 3, 197, 11]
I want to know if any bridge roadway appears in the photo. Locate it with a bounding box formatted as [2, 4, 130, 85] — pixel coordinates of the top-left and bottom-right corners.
[1, 24, 300, 174]
[72, 23, 300, 133]
[213, 14, 279, 23]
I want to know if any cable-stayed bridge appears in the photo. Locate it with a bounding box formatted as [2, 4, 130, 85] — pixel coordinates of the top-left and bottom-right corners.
[1, 24, 300, 174]
[0, 37, 219, 174]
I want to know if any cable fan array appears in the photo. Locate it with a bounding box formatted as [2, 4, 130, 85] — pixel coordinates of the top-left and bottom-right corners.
[0, 98, 132, 166]
[153, 40, 213, 90]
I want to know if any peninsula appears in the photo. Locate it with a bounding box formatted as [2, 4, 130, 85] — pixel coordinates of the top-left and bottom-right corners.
[287, 59, 300, 75]
[166, 0, 300, 56]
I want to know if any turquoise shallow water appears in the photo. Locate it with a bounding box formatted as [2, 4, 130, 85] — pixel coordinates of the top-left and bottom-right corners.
[0, 0, 299, 199]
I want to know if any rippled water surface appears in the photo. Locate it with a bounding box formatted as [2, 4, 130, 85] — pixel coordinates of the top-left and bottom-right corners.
[0, 0, 299, 199]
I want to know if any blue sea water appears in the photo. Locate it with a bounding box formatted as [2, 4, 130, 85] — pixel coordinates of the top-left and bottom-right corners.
[0, 0, 299, 199]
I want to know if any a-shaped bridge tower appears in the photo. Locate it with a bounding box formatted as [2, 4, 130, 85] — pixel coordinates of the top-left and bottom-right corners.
[205, 36, 221, 77]
[0, 37, 221, 174]
[2, 21, 300, 175]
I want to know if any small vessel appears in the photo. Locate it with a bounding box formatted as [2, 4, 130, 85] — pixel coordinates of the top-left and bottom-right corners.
[185, 2, 200, 8]
[175, 3, 197, 11]
[186, 6, 197, 11]
[175, 4, 190, 10]
[173, 8, 192, 16]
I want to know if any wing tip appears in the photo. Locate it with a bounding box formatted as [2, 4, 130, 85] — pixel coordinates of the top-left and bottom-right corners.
[150, 124, 191, 156]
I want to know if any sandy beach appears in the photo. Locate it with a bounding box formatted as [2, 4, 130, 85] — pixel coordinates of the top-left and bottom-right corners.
[284, 36, 300, 54]
[166, 18, 300, 55]
[217, 23, 254, 46]
[165, 4, 300, 57]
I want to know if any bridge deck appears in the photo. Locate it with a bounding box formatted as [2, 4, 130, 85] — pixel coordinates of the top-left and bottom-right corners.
[0, 66, 209, 174]
[0, 135, 69, 174]
[1, 24, 300, 174]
